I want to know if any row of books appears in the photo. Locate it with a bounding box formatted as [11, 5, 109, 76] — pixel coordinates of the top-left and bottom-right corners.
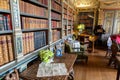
[67, 26, 71, 29]
[51, 12, 61, 20]
[35, 0, 48, 6]
[79, 20, 92, 23]
[68, 21, 73, 25]
[0, 14, 12, 31]
[64, 8, 67, 14]
[63, 14, 67, 19]
[0, 35, 14, 66]
[68, 16, 74, 21]
[0, 0, 10, 10]
[68, 11, 73, 17]
[79, 15, 88, 19]
[23, 31, 46, 55]
[52, 21, 61, 28]
[19, 0, 48, 17]
[68, 30, 71, 34]
[68, 12, 74, 21]
[52, 0, 62, 12]
[63, 30, 67, 36]
[52, 30, 61, 42]
[63, 20, 67, 25]
[63, 25, 67, 29]
[22, 32, 34, 55]
[63, 3, 68, 9]
[21, 17, 48, 30]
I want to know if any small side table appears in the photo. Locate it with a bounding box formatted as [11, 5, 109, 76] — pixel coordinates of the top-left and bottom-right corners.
[89, 35, 98, 53]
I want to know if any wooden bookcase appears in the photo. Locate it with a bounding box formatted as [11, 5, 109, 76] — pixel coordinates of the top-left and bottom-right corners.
[0, 0, 75, 78]
[62, 1, 74, 38]
[79, 12, 94, 34]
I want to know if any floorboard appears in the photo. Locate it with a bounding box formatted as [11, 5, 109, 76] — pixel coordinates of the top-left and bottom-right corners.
[73, 49, 117, 80]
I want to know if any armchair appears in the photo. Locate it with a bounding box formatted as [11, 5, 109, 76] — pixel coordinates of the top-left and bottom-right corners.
[64, 41, 88, 63]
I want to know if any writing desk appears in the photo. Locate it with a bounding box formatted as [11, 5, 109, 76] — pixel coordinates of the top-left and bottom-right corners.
[20, 53, 77, 80]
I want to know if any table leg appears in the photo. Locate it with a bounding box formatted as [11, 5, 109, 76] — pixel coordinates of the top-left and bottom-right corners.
[92, 42, 94, 53]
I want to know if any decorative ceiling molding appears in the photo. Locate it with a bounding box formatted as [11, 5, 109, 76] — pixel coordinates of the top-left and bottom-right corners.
[72, 0, 120, 9]
[75, 0, 98, 8]
[100, 1, 120, 9]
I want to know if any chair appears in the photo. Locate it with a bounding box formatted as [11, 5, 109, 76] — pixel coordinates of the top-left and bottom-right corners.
[64, 41, 88, 63]
[105, 37, 112, 57]
[108, 41, 118, 68]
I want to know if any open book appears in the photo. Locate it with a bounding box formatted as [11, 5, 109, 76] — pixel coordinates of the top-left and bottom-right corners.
[37, 63, 68, 77]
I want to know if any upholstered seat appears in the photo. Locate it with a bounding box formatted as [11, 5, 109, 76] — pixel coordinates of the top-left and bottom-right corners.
[64, 42, 88, 63]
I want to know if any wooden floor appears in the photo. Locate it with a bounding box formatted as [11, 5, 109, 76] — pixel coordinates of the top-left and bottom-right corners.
[73, 49, 117, 80]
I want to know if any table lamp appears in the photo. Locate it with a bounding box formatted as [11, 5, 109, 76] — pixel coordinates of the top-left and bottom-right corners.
[77, 24, 85, 34]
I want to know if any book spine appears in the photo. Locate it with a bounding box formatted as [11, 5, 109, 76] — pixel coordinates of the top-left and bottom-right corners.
[0, 36, 4, 66]
[0, 14, 4, 31]
[31, 32, 34, 51]
[5, 14, 12, 30]
[6, 35, 14, 61]
[22, 33, 26, 55]
[1, 35, 9, 64]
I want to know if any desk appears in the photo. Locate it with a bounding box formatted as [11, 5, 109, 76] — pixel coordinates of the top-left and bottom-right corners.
[20, 54, 77, 80]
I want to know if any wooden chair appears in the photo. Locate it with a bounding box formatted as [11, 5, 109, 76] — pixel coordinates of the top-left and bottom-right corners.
[108, 42, 118, 68]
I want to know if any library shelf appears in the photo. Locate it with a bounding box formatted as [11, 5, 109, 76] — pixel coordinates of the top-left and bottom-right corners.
[22, 28, 48, 32]
[63, 29, 67, 31]
[54, 0, 61, 6]
[63, 12, 67, 15]
[67, 28, 72, 30]
[0, 30, 13, 35]
[23, 0, 48, 8]
[51, 8, 62, 14]
[63, 34, 72, 39]
[50, 39, 62, 46]
[0, 45, 49, 77]
[51, 27, 62, 30]
[51, 18, 61, 21]
[20, 12, 48, 19]
[0, 10, 10, 13]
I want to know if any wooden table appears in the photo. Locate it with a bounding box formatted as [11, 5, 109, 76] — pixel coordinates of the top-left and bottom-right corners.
[20, 53, 77, 80]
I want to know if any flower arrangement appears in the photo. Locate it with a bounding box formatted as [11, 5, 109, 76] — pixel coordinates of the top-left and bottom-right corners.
[39, 50, 54, 63]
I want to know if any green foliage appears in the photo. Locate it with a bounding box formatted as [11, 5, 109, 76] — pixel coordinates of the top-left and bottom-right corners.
[39, 50, 54, 63]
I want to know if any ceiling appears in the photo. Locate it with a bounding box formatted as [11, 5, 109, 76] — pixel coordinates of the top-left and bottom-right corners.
[72, 0, 120, 8]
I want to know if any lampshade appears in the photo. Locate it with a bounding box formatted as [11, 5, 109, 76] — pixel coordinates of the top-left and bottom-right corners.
[77, 24, 85, 30]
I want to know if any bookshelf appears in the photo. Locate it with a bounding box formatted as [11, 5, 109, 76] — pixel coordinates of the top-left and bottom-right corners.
[51, 0, 62, 42]
[0, 0, 75, 78]
[79, 12, 94, 34]
[62, 1, 74, 38]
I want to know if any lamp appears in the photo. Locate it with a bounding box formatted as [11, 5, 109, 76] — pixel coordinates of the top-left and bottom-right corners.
[77, 24, 85, 34]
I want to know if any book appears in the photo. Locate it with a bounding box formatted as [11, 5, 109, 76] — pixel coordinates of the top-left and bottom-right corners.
[4, 14, 12, 30]
[6, 35, 14, 61]
[0, 14, 4, 31]
[22, 33, 26, 55]
[0, 36, 4, 66]
[1, 35, 9, 63]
